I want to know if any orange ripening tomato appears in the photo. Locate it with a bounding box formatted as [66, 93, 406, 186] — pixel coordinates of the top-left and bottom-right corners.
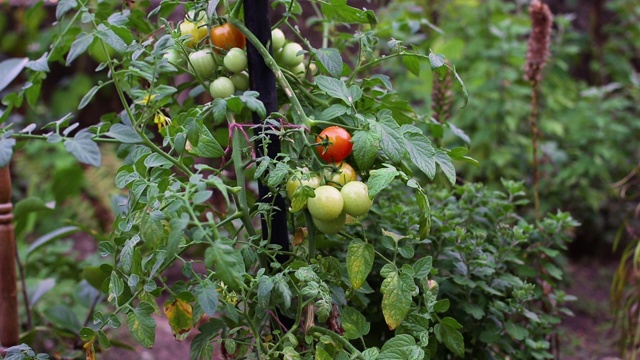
[316, 126, 353, 163]
[210, 23, 246, 52]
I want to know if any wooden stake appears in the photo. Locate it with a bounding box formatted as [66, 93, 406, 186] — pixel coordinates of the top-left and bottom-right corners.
[0, 166, 19, 347]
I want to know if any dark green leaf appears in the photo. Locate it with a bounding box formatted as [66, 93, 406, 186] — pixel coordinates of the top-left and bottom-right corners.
[351, 130, 379, 171]
[144, 153, 173, 168]
[318, 104, 348, 120]
[434, 321, 465, 357]
[402, 55, 420, 76]
[374, 111, 406, 163]
[44, 305, 81, 332]
[321, 0, 377, 26]
[315, 75, 351, 104]
[412, 256, 432, 279]
[434, 151, 456, 185]
[315, 48, 343, 78]
[506, 321, 529, 340]
[188, 124, 224, 158]
[403, 131, 436, 179]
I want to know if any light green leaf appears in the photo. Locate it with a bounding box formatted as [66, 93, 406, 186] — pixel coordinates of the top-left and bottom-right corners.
[434, 151, 456, 185]
[380, 269, 413, 329]
[127, 302, 156, 348]
[315, 75, 351, 104]
[403, 131, 436, 179]
[315, 48, 343, 78]
[0, 58, 28, 92]
[105, 123, 142, 143]
[374, 111, 406, 163]
[367, 166, 399, 197]
[341, 306, 370, 339]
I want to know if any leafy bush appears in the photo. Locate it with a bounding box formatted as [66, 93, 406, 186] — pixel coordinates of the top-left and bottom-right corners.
[359, 180, 578, 359]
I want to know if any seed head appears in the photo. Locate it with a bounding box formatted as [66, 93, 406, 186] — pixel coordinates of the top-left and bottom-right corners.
[524, 0, 553, 82]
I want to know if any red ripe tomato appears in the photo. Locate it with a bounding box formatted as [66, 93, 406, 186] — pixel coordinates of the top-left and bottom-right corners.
[210, 23, 246, 52]
[316, 126, 353, 163]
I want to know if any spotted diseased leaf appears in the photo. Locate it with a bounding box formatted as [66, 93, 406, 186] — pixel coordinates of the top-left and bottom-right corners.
[341, 306, 370, 339]
[346, 240, 374, 290]
[351, 130, 379, 171]
[163, 298, 193, 341]
[126, 302, 156, 348]
[380, 268, 413, 329]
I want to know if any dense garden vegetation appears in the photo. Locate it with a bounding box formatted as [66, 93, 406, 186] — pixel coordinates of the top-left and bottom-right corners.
[0, 0, 638, 359]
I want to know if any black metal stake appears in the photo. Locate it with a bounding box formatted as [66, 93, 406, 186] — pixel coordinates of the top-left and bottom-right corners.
[244, 3, 290, 267]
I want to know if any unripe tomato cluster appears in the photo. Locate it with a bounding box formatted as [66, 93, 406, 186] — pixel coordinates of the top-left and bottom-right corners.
[287, 126, 372, 234]
[271, 29, 311, 80]
[163, 10, 250, 99]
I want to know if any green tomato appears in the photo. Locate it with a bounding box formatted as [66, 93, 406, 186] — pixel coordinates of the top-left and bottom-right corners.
[188, 49, 216, 79]
[271, 28, 286, 51]
[340, 181, 373, 217]
[312, 212, 346, 234]
[324, 162, 357, 187]
[163, 48, 184, 67]
[230, 72, 250, 91]
[223, 47, 248, 73]
[307, 185, 344, 221]
[280, 42, 304, 67]
[209, 76, 235, 98]
[289, 62, 306, 79]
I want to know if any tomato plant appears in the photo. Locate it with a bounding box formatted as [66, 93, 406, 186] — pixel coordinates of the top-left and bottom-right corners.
[280, 42, 304, 67]
[271, 28, 286, 51]
[316, 126, 353, 163]
[180, 19, 208, 48]
[210, 22, 246, 52]
[230, 71, 250, 91]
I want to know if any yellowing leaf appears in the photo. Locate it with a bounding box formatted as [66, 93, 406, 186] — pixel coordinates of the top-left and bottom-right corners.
[346, 240, 374, 290]
[163, 298, 193, 341]
[380, 269, 413, 329]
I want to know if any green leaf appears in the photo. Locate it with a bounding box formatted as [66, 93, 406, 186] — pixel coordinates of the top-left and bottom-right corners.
[402, 54, 420, 76]
[29, 278, 55, 306]
[351, 130, 379, 171]
[434, 320, 465, 357]
[321, 0, 377, 26]
[315, 75, 351, 104]
[204, 240, 245, 291]
[428, 52, 445, 69]
[188, 124, 225, 158]
[367, 166, 399, 197]
[403, 131, 436, 179]
[126, 302, 156, 348]
[44, 305, 81, 332]
[79, 85, 101, 110]
[105, 123, 142, 143]
[315, 48, 343, 78]
[79, 327, 96, 342]
[56, 0, 77, 19]
[340, 306, 370, 339]
[13, 196, 53, 222]
[144, 153, 173, 168]
[380, 269, 413, 329]
[258, 276, 274, 309]
[120, 235, 141, 273]
[316, 347, 333, 360]
[240, 91, 266, 118]
[346, 240, 374, 290]
[505, 321, 529, 340]
[0, 137, 16, 167]
[412, 256, 432, 279]
[434, 151, 456, 185]
[96, 25, 127, 53]
[26, 52, 50, 72]
[433, 299, 450, 313]
[380, 334, 423, 360]
[66, 33, 94, 65]
[374, 111, 406, 163]
[26, 226, 80, 257]
[318, 104, 348, 120]
[193, 190, 213, 205]
[0, 58, 28, 93]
